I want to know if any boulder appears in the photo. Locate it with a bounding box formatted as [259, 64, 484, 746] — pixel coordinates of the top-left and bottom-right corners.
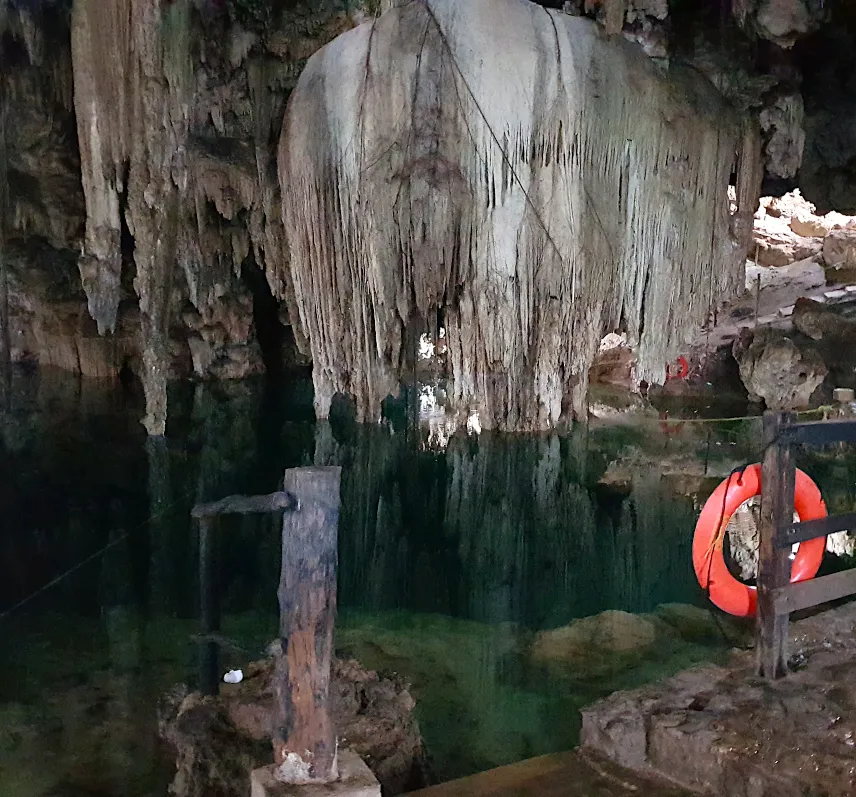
[530, 610, 668, 678]
[589, 334, 635, 389]
[822, 228, 856, 278]
[753, 233, 820, 267]
[792, 297, 856, 341]
[751, 205, 822, 267]
[733, 329, 827, 410]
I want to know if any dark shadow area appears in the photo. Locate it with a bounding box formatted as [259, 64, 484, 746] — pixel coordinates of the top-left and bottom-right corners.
[241, 258, 285, 380]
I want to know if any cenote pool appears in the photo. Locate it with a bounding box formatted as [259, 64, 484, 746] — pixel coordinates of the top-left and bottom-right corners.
[2, 370, 855, 797]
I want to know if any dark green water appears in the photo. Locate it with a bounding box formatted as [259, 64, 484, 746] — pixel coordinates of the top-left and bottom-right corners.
[1, 369, 850, 796]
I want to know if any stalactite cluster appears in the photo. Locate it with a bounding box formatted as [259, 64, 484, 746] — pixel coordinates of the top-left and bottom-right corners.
[279, 0, 761, 431]
[70, 0, 296, 434]
[18, 0, 856, 434]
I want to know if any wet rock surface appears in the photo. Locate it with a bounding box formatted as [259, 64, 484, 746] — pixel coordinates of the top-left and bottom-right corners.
[581, 601, 856, 797]
[158, 655, 428, 797]
[529, 608, 749, 681]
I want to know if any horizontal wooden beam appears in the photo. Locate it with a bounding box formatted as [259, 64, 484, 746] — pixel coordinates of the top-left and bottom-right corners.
[191, 491, 297, 518]
[782, 420, 856, 446]
[773, 568, 856, 615]
[776, 512, 856, 548]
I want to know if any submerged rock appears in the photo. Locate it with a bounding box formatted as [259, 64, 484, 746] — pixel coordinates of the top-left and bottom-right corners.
[531, 610, 667, 678]
[653, 603, 748, 646]
[158, 656, 428, 797]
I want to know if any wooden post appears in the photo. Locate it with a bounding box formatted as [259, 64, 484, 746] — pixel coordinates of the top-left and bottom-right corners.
[273, 466, 342, 784]
[198, 515, 220, 696]
[756, 411, 795, 679]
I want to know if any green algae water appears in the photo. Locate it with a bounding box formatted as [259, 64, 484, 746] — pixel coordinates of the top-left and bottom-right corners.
[2, 369, 842, 796]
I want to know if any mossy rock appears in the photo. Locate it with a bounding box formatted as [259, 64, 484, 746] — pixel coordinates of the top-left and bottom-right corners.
[654, 602, 750, 646]
[530, 610, 675, 679]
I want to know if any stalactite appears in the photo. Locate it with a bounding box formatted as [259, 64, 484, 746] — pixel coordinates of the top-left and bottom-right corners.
[127, 0, 193, 436]
[71, 0, 133, 336]
[279, 0, 761, 432]
[71, 0, 299, 434]
[72, 0, 190, 435]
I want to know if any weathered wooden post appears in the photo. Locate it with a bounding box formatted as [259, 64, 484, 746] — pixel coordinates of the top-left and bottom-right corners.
[756, 411, 795, 679]
[273, 466, 341, 783]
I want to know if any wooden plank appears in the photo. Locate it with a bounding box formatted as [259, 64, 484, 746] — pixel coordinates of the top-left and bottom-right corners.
[756, 412, 794, 679]
[777, 512, 856, 548]
[784, 419, 856, 446]
[773, 568, 856, 614]
[198, 515, 220, 696]
[405, 750, 694, 797]
[191, 491, 296, 518]
[273, 467, 341, 783]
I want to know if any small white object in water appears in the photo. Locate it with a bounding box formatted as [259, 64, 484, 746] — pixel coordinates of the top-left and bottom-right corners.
[223, 669, 243, 684]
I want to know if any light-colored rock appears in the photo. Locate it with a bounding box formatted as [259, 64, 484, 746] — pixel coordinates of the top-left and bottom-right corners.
[766, 189, 815, 218]
[724, 496, 760, 581]
[753, 0, 823, 48]
[823, 228, 856, 273]
[760, 93, 804, 179]
[751, 201, 822, 267]
[789, 215, 829, 238]
[833, 387, 855, 403]
[590, 335, 635, 389]
[789, 208, 855, 238]
[733, 329, 827, 410]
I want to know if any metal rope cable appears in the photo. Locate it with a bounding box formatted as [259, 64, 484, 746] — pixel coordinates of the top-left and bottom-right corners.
[0, 496, 186, 623]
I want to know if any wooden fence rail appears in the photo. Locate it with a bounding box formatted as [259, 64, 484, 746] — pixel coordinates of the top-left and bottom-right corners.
[757, 412, 856, 678]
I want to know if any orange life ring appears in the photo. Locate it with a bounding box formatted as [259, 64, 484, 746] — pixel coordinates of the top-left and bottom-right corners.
[666, 356, 689, 380]
[692, 464, 827, 617]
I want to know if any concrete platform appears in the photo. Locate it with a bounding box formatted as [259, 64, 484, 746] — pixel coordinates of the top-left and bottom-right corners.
[405, 750, 693, 797]
[251, 749, 380, 797]
[581, 601, 856, 797]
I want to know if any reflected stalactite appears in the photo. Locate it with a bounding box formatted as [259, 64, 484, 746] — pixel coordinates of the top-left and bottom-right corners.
[145, 435, 174, 615]
[330, 421, 701, 629]
[99, 502, 143, 796]
[0, 89, 10, 411]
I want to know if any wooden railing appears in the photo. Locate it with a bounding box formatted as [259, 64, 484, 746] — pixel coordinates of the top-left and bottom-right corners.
[757, 412, 856, 678]
[192, 466, 342, 783]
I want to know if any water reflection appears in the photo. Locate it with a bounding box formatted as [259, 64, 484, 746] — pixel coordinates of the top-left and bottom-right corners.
[4, 368, 844, 794]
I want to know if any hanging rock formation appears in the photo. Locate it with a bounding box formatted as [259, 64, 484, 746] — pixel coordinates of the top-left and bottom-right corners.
[6, 0, 856, 433]
[279, 0, 761, 430]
